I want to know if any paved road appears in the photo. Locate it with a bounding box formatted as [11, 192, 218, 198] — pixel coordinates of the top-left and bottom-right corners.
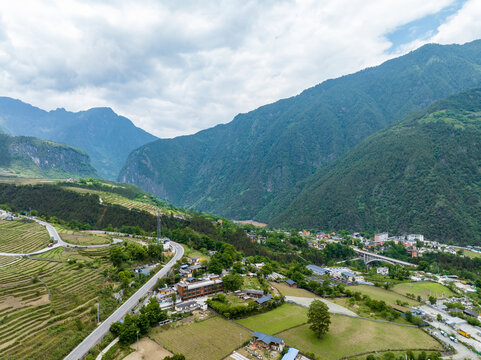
[420, 305, 481, 359]
[64, 241, 184, 360]
[285, 296, 359, 317]
[0, 217, 115, 257]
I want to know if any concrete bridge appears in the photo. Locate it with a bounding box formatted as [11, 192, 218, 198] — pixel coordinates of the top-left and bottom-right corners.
[353, 248, 417, 267]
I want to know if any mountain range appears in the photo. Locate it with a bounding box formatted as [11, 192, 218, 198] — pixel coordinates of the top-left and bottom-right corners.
[0, 99, 157, 179]
[0, 133, 97, 178]
[272, 88, 481, 244]
[119, 39, 481, 225]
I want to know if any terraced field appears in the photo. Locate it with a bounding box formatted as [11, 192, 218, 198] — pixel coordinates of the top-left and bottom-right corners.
[0, 258, 61, 286]
[0, 219, 50, 253]
[59, 229, 112, 245]
[0, 253, 116, 360]
[63, 187, 162, 215]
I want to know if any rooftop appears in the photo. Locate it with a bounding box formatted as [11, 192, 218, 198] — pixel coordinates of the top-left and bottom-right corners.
[253, 331, 283, 345]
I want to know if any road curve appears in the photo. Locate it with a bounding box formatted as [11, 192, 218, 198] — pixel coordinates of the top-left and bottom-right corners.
[64, 241, 184, 360]
[0, 217, 115, 257]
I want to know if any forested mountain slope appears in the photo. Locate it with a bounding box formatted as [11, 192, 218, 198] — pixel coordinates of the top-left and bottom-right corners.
[0, 99, 157, 179]
[0, 134, 97, 178]
[120, 40, 481, 221]
[272, 89, 481, 244]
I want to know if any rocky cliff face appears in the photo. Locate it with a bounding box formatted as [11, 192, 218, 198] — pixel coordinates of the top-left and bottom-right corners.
[0, 134, 98, 178]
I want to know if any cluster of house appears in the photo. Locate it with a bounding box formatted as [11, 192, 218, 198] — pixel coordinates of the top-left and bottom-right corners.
[0, 210, 14, 220]
[306, 264, 371, 285]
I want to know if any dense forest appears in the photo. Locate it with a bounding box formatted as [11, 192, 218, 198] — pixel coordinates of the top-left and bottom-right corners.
[120, 40, 481, 223]
[272, 89, 481, 245]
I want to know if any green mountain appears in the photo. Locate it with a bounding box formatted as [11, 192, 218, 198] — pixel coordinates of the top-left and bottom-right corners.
[0, 100, 157, 179]
[120, 40, 481, 221]
[272, 88, 481, 244]
[0, 133, 98, 178]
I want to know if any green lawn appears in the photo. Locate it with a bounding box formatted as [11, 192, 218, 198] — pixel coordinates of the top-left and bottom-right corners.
[270, 281, 319, 298]
[392, 282, 456, 299]
[236, 303, 307, 334]
[181, 244, 210, 262]
[463, 249, 481, 259]
[349, 285, 419, 307]
[150, 316, 251, 360]
[278, 315, 442, 359]
[243, 276, 262, 289]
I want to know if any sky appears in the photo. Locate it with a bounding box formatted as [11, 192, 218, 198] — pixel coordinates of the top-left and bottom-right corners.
[0, 0, 480, 138]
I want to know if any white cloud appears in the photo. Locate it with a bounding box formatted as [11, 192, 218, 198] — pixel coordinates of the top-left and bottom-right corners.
[0, 0, 471, 138]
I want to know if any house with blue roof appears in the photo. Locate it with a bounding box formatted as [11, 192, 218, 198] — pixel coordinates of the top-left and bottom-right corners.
[281, 347, 299, 360]
[306, 264, 330, 276]
[256, 294, 273, 305]
[252, 331, 285, 352]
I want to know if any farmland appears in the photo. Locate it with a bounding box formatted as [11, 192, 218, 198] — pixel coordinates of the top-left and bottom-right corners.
[393, 282, 456, 299]
[278, 315, 442, 359]
[0, 219, 50, 253]
[349, 284, 419, 307]
[270, 281, 320, 298]
[58, 229, 112, 245]
[236, 303, 307, 334]
[0, 237, 118, 360]
[150, 316, 251, 360]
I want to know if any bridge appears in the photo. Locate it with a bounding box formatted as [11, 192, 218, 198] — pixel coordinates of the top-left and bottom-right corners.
[352, 248, 417, 267]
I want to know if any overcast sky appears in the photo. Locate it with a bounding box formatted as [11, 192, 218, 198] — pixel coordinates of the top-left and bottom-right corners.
[0, 0, 480, 138]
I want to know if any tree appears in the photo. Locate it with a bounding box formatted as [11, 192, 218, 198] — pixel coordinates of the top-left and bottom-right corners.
[307, 300, 331, 339]
[164, 355, 186, 360]
[208, 258, 223, 275]
[223, 274, 244, 292]
[436, 313, 442, 322]
[428, 295, 437, 305]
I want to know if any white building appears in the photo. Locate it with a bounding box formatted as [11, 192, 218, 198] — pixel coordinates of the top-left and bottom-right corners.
[407, 234, 424, 242]
[377, 267, 389, 276]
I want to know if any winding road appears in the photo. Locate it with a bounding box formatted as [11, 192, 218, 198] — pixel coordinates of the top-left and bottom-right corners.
[64, 241, 184, 360]
[0, 217, 184, 359]
[0, 217, 115, 256]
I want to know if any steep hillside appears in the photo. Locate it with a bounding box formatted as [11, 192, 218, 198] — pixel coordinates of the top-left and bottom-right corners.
[272, 89, 481, 244]
[0, 101, 157, 179]
[120, 39, 481, 221]
[0, 134, 97, 178]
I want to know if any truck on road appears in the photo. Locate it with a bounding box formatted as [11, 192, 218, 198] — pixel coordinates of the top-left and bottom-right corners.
[458, 329, 471, 338]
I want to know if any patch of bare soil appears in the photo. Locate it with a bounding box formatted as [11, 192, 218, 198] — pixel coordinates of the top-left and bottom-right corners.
[124, 338, 173, 360]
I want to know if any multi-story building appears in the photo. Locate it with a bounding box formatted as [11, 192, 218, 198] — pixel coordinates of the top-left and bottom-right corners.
[177, 278, 223, 301]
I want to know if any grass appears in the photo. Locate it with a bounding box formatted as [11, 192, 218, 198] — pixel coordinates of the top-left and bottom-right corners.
[392, 282, 456, 299]
[243, 276, 262, 289]
[150, 316, 251, 360]
[236, 303, 307, 334]
[278, 315, 442, 359]
[181, 244, 210, 262]
[349, 285, 419, 307]
[462, 249, 481, 259]
[59, 230, 112, 245]
[0, 219, 50, 253]
[270, 281, 319, 298]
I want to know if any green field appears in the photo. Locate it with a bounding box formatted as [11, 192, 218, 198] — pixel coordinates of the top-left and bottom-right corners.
[350, 285, 419, 307]
[150, 316, 251, 360]
[270, 281, 320, 298]
[236, 303, 307, 334]
[462, 249, 481, 259]
[278, 315, 442, 359]
[181, 244, 210, 262]
[59, 230, 112, 245]
[0, 219, 50, 253]
[243, 276, 262, 289]
[392, 282, 456, 299]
